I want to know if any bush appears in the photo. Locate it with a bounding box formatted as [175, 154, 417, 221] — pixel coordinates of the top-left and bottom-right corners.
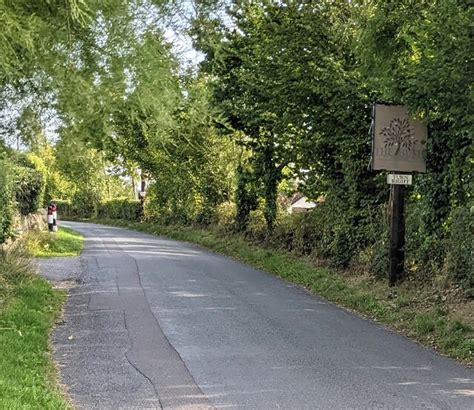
[246, 209, 266, 241]
[351, 204, 389, 278]
[444, 205, 474, 290]
[98, 199, 142, 221]
[53, 194, 98, 220]
[195, 206, 215, 226]
[271, 211, 321, 256]
[285, 200, 356, 268]
[215, 201, 236, 232]
[53, 198, 141, 222]
[269, 213, 296, 251]
[1, 159, 49, 243]
[404, 198, 445, 281]
[70, 190, 100, 218]
[14, 166, 45, 215]
[0, 161, 15, 243]
[269, 199, 391, 273]
[143, 182, 186, 224]
[294, 210, 325, 257]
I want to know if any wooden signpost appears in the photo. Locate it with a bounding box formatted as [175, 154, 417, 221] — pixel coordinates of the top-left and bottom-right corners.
[371, 103, 427, 286]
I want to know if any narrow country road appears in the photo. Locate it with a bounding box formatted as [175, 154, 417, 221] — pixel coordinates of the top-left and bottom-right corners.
[52, 221, 473, 409]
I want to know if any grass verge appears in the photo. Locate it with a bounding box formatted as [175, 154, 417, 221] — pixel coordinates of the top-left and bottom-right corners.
[92, 218, 473, 365]
[25, 226, 83, 258]
[0, 242, 69, 408]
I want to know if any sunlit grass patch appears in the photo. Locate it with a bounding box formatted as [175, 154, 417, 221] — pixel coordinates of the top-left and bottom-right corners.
[25, 226, 83, 258]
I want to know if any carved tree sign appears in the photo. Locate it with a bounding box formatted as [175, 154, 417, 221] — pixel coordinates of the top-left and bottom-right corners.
[372, 104, 427, 173]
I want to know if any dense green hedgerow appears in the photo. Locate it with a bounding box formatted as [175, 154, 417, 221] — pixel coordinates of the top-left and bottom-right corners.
[63, 191, 473, 294]
[55, 198, 141, 222]
[0, 158, 45, 243]
[97, 199, 142, 221]
[0, 160, 15, 243]
[444, 206, 474, 292]
[13, 165, 45, 216]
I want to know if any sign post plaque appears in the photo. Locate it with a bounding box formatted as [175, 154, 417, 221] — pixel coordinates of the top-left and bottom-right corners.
[372, 104, 427, 172]
[387, 174, 412, 185]
[371, 103, 427, 286]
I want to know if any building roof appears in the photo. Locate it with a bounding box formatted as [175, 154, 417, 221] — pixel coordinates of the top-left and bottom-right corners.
[290, 196, 317, 210]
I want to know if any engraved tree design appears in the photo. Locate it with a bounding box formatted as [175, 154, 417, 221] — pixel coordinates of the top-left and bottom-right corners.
[382, 117, 417, 156]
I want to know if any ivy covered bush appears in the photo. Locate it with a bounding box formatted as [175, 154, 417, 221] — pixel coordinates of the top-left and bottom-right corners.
[13, 165, 45, 216]
[444, 206, 474, 292]
[0, 157, 46, 243]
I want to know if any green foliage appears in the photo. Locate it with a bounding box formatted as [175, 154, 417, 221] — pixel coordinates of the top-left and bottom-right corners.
[189, 0, 472, 293]
[70, 190, 101, 219]
[98, 199, 142, 222]
[215, 201, 236, 232]
[27, 145, 74, 204]
[353, 0, 473, 290]
[0, 160, 15, 243]
[356, 0, 473, 133]
[56, 198, 141, 223]
[255, 201, 387, 271]
[138, 81, 235, 226]
[2, 0, 469, 295]
[0, 0, 94, 83]
[235, 163, 258, 231]
[246, 209, 266, 242]
[13, 165, 45, 215]
[444, 206, 474, 290]
[0, 157, 46, 243]
[144, 180, 196, 224]
[25, 227, 83, 258]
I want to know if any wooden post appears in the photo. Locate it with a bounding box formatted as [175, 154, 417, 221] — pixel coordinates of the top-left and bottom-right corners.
[389, 184, 406, 286]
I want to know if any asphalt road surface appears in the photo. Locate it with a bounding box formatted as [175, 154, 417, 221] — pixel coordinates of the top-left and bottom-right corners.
[51, 221, 473, 409]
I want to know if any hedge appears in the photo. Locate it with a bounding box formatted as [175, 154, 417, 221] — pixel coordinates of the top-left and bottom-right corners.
[0, 160, 15, 243]
[14, 165, 45, 216]
[97, 199, 142, 221]
[59, 195, 473, 293]
[54, 198, 141, 222]
[0, 160, 45, 244]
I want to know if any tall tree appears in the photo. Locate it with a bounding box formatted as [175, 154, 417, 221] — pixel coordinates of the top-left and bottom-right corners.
[193, 0, 380, 233]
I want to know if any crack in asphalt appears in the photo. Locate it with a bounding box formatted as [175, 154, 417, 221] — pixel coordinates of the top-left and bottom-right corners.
[123, 309, 163, 409]
[48, 230, 212, 408]
[122, 241, 212, 409]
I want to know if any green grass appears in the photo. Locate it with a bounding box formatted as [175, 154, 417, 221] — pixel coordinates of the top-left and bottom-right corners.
[25, 226, 83, 258]
[0, 243, 69, 408]
[93, 218, 473, 365]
